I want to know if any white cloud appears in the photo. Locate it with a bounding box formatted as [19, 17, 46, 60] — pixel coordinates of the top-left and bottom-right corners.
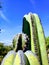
[0, 39, 12, 45]
[0, 11, 10, 22]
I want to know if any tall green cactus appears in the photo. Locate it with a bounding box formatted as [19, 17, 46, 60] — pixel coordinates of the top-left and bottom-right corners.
[22, 13, 40, 62]
[32, 13, 48, 65]
[22, 13, 35, 53]
[22, 13, 48, 65]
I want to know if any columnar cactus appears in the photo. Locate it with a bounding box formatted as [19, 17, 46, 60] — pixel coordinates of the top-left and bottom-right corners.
[22, 13, 48, 65]
[32, 13, 48, 65]
[22, 14, 35, 53]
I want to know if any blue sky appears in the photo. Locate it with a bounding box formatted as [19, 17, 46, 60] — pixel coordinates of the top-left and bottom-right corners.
[0, 0, 49, 45]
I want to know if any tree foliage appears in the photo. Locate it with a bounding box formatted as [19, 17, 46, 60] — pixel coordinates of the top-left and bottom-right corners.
[46, 37, 49, 50]
[0, 42, 13, 63]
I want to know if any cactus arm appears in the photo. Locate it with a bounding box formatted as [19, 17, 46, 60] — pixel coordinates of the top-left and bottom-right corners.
[22, 14, 35, 53]
[33, 14, 48, 65]
[25, 51, 40, 65]
[13, 50, 25, 65]
[1, 51, 16, 65]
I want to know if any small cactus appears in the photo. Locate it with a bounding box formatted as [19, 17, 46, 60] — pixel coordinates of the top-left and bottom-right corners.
[12, 33, 29, 52]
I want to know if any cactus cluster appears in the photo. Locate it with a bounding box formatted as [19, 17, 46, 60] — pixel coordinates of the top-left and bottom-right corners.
[22, 13, 48, 65]
[1, 33, 40, 65]
[1, 12, 49, 65]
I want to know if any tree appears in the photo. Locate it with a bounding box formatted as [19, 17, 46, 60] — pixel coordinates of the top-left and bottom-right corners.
[0, 42, 13, 63]
[46, 37, 49, 50]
